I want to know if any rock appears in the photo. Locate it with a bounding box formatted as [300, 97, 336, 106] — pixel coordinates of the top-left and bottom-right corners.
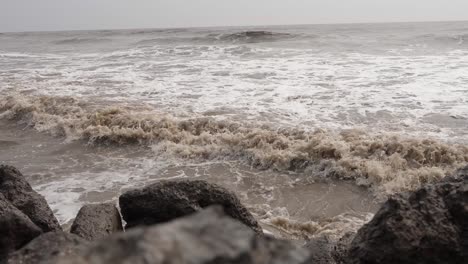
[0, 194, 42, 261]
[304, 235, 335, 264]
[455, 165, 468, 178]
[70, 203, 123, 241]
[7, 232, 88, 264]
[332, 232, 356, 264]
[56, 206, 312, 264]
[303, 232, 357, 264]
[119, 180, 262, 233]
[346, 175, 468, 264]
[0, 165, 61, 232]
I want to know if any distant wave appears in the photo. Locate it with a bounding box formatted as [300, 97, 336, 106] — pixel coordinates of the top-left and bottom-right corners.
[413, 33, 468, 46]
[53, 37, 112, 45]
[1, 95, 467, 197]
[213, 31, 297, 43]
[128, 28, 191, 35]
[135, 30, 298, 46]
[0, 52, 41, 58]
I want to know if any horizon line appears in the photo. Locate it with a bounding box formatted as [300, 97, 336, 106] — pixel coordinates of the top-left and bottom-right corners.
[2, 19, 467, 34]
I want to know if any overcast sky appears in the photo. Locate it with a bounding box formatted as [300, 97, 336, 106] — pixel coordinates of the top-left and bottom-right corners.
[1, 0, 467, 32]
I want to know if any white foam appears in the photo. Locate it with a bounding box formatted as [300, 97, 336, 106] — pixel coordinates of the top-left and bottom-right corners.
[1, 45, 467, 143]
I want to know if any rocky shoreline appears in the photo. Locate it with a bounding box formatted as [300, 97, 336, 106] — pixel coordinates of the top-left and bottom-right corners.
[1, 164, 467, 264]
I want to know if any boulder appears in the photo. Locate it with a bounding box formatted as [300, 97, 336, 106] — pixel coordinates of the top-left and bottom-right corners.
[7, 232, 88, 264]
[0, 194, 42, 261]
[346, 175, 468, 264]
[119, 180, 262, 233]
[0, 165, 61, 232]
[70, 203, 123, 241]
[56, 206, 312, 264]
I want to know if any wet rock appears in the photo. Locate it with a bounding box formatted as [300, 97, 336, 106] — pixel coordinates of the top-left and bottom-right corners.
[347, 175, 468, 264]
[70, 203, 123, 241]
[119, 179, 262, 233]
[0, 165, 61, 232]
[7, 232, 88, 264]
[0, 194, 42, 261]
[57, 207, 312, 264]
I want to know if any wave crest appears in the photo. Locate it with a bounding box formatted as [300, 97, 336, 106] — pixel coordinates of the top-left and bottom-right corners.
[214, 31, 296, 43]
[53, 37, 112, 45]
[1, 95, 467, 196]
[135, 31, 297, 46]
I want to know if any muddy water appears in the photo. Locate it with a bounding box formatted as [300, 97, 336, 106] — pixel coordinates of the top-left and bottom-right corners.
[0, 119, 378, 239]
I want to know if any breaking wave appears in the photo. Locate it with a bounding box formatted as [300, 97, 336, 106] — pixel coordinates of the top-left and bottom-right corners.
[250, 204, 374, 240]
[1, 95, 467, 197]
[266, 213, 373, 241]
[213, 31, 296, 43]
[53, 37, 112, 45]
[135, 31, 297, 46]
[413, 33, 468, 46]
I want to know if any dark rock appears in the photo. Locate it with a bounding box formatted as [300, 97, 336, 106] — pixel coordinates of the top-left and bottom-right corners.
[56, 206, 312, 264]
[332, 232, 356, 264]
[0, 165, 61, 232]
[119, 179, 262, 233]
[455, 165, 468, 178]
[0, 194, 42, 261]
[304, 235, 335, 264]
[7, 232, 88, 264]
[346, 175, 468, 264]
[70, 203, 123, 241]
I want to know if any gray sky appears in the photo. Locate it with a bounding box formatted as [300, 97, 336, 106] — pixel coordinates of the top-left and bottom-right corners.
[1, 0, 467, 32]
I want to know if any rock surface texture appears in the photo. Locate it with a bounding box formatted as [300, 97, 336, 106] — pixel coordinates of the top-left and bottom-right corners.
[70, 203, 123, 241]
[332, 232, 356, 264]
[7, 232, 88, 264]
[0, 194, 42, 261]
[0, 165, 61, 232]
[304, 235, 335, 264]
[346, 173, 468, 264]
[119, 179, 262, 233]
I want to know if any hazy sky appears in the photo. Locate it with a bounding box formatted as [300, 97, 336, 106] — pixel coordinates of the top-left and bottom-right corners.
[1, 0, 467, 32]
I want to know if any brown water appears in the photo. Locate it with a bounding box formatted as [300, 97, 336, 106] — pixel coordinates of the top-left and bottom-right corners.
[2, 21, 468, 241]
[0, 119, 378, 240]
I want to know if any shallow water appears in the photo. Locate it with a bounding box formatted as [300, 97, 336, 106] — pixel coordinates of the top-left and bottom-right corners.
[0, 119, 378, 239]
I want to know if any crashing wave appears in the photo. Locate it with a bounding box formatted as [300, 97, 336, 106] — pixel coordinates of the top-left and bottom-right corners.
[1, 94, 467, 196]
[135, 31, 297, 46]
[53, 37, 112, 45]
[214, 31, 296, 43]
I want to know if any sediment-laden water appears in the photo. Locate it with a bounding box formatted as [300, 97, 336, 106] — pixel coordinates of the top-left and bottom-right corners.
[1, 21, 467, 240]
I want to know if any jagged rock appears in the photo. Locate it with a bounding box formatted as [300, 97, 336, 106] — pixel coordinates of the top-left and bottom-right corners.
[70, 203, 123, 241]
[346, 175, 468, 264]
[0, 194, 42, 261]
[119, 180, 262, 233]
[0, 165, 61, 232]
[7, 232, 88, 264]
[56, 207, 312, 264]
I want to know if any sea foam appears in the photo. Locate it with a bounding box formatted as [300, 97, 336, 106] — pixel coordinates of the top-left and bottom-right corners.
[1, 94, 466, 197]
